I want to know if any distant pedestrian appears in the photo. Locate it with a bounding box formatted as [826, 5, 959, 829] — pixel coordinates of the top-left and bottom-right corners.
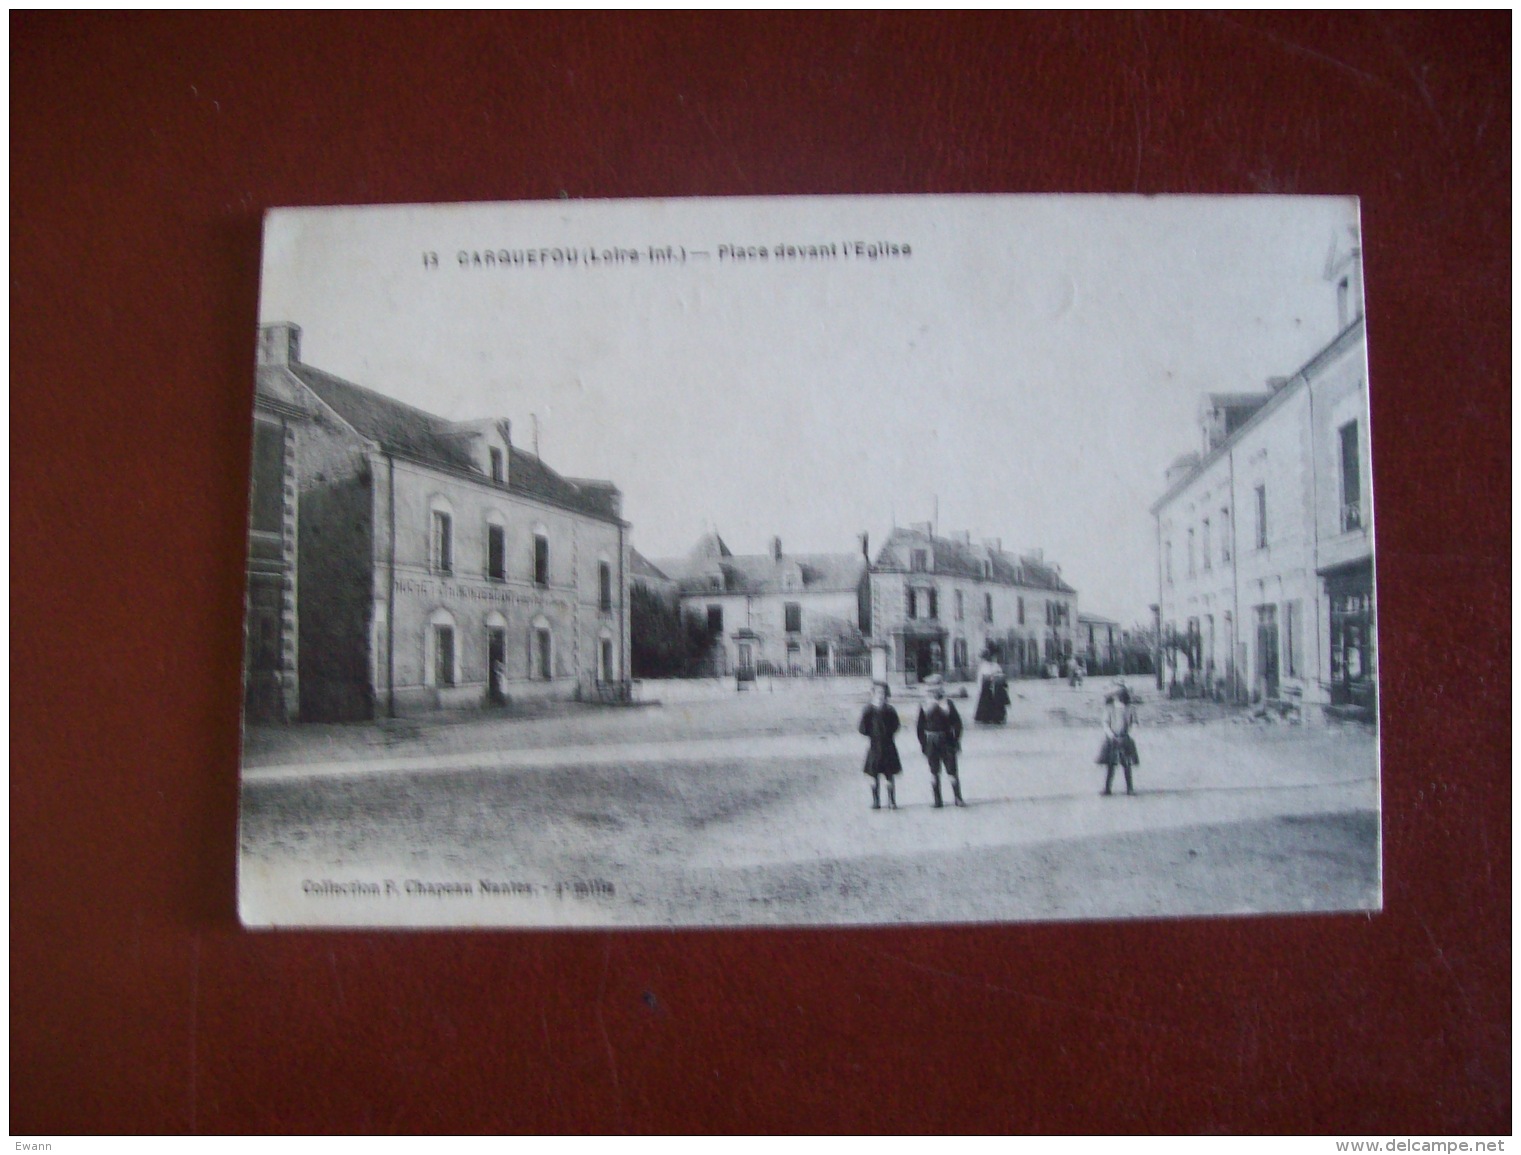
[858, 681, 902, 810]
[1097, 680, 1140, 796]
[973, 648, 1010, 725]
[917, 674, 965, 808]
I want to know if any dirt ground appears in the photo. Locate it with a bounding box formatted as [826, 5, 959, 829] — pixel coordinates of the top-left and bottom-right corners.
[239, 678, 1381, 927]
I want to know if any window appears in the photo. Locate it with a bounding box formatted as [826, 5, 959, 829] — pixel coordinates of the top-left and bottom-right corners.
[707, 605, 723, 634]
[955, 590, 964, 621]
[534, 626, 552, 680]
[1340, 420, 1362, 531]
[1254, 485, 1267, 550]
[428, 608, 458, 688]
[249, 420, 284, 533]
[432, 510, 453, 574]
[911, 549, 929, 573]
[599, 561, 613, 612]
[784, 602, 802, 633]
[1187, 528, 1196, 577]
[906, 588, 918, 620]
[928, 588, 939, 620]
[600, 636, 614, 682]
[487, 523, 506, 581]
[953, 638, 968, 670]
[1221, 508, 1231, 563]
[983, 592, 993, 623]
[1017, 596, 1025, 626]
[1202, 519, 1212, 572]
[1284, 600, 1302, 678]
[489, 446, 505, 483]
[786, 642, 801, 673]
[534, 532, 549, 585]
[434, 624, 456, 686]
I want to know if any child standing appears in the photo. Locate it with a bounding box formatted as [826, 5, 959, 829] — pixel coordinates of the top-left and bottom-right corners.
[858, 681, 903, 810]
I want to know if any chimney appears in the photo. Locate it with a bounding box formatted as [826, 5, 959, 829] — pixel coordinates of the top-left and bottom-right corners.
[951, 530, 972, 546]
[910, 521, 934, 537]
[858, 532, 870, 560]
[983, 537, 1002, 554]
[257, 322, 301, 367]
[771, 536, 783, 562]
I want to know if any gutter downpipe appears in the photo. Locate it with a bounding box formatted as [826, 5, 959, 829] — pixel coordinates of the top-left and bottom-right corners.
[386, 451, 396, 719]
[1154, 513, 1164, 692]
[618, 518, 627, 694]
[1229, 444, 1241, 704]
[1307, 371, 1323, 709]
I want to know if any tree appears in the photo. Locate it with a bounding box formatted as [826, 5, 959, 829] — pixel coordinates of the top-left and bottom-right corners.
[630, 584, 687, 678]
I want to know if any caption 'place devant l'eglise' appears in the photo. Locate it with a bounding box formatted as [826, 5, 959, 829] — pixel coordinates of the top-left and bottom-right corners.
[432, 240, 912, 270]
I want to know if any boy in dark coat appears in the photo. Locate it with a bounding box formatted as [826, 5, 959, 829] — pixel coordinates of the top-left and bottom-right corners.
[1097, 680, 1140, 796]
[916, 674, 965, 808]
[858, 681, 902, 810]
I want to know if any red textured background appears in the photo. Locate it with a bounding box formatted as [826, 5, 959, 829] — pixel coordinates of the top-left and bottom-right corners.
[11, 12, 1510, 1135]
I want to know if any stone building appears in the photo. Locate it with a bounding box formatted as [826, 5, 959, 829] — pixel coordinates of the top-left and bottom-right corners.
[244, 331, 310, 721]
[653, 534, 871, 676]
[252, 322, 629, 720]
[867, 525, 1078, 683]
[1078, 612, 1121, 676]
[1151, 230, 1375, 715]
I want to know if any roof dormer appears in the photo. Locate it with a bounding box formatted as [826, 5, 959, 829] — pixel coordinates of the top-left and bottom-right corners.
[444, 418, 512, 484]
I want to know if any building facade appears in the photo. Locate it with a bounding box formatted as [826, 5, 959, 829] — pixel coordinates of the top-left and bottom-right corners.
[1151, 233, 1375, 715]
[868, 525, 1078, 683]
[1078, 612, 1121, 675]
[654, 534, 871, 676]
[244, 333, 309, 721]
[253, 322, 630, 721]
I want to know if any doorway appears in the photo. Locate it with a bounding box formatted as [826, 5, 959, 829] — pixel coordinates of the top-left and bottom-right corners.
[1255, 604, 1279, 700]
[910, 639, 942, 682]
[487, 627, 507, 703]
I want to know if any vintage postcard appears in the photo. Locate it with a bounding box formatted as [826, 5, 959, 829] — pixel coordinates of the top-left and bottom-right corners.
[238, 195, 1381, 928]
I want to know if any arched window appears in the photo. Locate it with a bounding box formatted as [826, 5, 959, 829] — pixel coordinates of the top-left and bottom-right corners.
[530, 614, 553, 681]
[429, 496, 455, 575]
[485, 509, 507, 582]
[533, 522, 550, 587]
[598, 627, 615, 682]
[426, 607, 459, 687]
[598, 552, 613, 612]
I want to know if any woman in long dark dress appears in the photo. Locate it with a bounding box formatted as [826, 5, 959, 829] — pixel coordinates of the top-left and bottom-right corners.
[858, 682, 903, 810]
[973, 651, 1010, 724]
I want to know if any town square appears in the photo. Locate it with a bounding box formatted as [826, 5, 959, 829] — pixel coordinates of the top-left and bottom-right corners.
[240, 674, 1378, 926]
[239, 196, 1379, 927]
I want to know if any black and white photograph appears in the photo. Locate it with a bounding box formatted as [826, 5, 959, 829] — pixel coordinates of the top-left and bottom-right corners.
[238, 194, 1381, 928]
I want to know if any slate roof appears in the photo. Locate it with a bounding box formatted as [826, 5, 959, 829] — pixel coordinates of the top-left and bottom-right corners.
[254, 365, 316, 414]
[1205, 392, 1276, 409]
[285, 362, 621, 522]
[1078, 611, 1120, 626]
[629, 549, 673, 583]
[654, 548, 868, 596]
[688, 532, 732, 560]
[873, 527, 1076, 594]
